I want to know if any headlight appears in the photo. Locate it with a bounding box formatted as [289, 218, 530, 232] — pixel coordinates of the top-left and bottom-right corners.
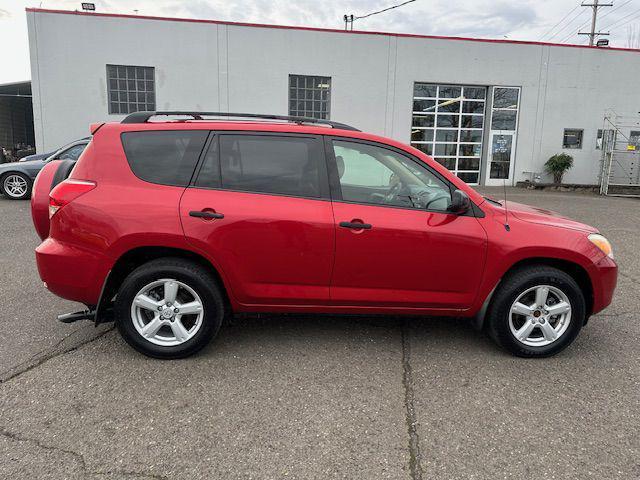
[588, 233, 614, 259]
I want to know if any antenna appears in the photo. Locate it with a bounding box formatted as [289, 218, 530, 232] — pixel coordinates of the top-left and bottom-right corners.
[503, 180, 511, 231]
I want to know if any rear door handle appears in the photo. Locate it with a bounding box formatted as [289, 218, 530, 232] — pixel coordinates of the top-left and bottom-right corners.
[189, 210, 224, 219]
[339, 221, 372, 230]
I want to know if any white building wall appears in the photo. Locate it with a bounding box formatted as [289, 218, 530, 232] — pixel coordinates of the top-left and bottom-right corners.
[26, 9, 640, 185]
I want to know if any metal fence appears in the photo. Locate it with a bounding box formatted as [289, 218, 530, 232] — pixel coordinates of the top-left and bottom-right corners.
[599, 111, 640, 197]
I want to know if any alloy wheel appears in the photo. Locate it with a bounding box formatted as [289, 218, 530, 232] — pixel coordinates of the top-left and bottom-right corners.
[3, 175, 28, 198]
[508, 285, 572, 347]
[130, 278, 204, 346]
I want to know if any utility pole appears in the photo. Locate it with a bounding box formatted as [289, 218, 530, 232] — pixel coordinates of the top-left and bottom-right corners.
[343, 14, 354, 31]
[578, 0, 613, 46]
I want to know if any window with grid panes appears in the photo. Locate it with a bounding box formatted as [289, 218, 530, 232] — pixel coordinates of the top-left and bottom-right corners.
[289, 75, 331, 120]
[107, 65, 155, 115]
[411, 83, 486, 184]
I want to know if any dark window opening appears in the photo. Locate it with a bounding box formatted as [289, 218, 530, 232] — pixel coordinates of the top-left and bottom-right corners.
[121, 130, 208, 186]
[563, 129, 583, 149]
[213, 135, 322, 198]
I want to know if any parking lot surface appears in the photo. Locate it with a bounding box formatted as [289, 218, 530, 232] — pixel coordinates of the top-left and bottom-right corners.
[1, 188, 638, 479]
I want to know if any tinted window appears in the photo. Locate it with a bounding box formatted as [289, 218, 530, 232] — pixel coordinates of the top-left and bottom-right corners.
[122, 131, 208, 186]
[194, 138, 219, 188]
[333, 140, 451, 211]
[215, 135, 322, 197]
[58, 143, 86, 160]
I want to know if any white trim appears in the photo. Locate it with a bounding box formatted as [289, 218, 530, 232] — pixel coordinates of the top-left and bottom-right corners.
[484, 86, 521, 186]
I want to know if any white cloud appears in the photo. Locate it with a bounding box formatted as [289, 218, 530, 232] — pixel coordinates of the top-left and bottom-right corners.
[1, 0, 638, 83]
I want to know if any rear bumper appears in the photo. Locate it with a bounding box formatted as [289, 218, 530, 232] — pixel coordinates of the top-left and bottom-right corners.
[589, 255, 618, 314]
[35, 238, 111, 306]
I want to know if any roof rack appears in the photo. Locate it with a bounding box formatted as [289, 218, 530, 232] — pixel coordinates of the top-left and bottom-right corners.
[120, 111, 360, 131]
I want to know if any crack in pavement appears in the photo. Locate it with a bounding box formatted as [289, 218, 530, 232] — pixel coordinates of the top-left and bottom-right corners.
[0, 427, 168, 480]
[0, 426, 88, 472]
[0, 325, 115, 384]
[0, 327, 86, 379]
[401, 320, 423, 480]
[91, 470, 169, 479]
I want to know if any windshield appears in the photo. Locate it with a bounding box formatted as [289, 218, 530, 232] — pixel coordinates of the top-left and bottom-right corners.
[45, 141, 88, 162]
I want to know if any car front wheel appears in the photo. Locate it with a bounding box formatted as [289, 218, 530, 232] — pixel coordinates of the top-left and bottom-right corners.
[115, 258, 225, 359]
[487, 266, 585, 357]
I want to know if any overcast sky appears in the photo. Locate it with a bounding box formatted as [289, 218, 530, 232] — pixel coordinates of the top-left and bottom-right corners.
[1, 0, 639, 84]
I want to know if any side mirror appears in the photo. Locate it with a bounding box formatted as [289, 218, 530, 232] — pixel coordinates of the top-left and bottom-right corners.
[447, 189, 471, 214]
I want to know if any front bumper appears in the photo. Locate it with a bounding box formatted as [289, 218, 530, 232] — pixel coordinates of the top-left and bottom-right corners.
[589, 255, 618, 314]
[35, 238, 111, 306]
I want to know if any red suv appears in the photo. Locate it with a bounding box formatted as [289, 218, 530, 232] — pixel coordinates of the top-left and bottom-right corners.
[31, 112, 617, 359]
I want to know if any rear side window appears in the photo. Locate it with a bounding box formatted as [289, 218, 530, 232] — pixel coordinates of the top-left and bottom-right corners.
[121, 131, 208, 186]
[199, 135, 322, 197]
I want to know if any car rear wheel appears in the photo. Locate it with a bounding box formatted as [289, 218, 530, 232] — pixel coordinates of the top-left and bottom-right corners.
[2, 172, 32, 199]
[115, 258, 225, 359]
[487, 266, 585, 357]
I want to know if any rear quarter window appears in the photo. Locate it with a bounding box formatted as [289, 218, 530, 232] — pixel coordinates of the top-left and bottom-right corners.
[121, 130, 208, 186]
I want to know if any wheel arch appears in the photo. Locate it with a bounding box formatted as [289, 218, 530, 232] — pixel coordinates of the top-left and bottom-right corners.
[474, 256, 594, 330]
[0, 170, 32, 185]
[0, 169, 30, 178]
[97, 246, 232, 323]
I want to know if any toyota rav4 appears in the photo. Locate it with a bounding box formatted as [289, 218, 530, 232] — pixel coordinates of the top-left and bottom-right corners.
[31, 112, 618, 359]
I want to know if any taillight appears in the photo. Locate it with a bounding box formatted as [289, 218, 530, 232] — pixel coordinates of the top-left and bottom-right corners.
[49, 179, 96, 218]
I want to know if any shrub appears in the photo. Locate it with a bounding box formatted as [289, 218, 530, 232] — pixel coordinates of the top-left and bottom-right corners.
[545, 153, 574, 184]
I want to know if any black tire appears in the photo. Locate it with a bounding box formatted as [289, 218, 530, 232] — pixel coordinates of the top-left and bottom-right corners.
[115, 257, 225, 359]
[486, 266, 585, 358]
[1, 172, 32, 200]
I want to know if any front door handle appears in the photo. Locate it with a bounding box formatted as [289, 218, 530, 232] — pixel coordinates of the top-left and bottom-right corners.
[189, 210, 224, 219]
[339, 221, 372, 230]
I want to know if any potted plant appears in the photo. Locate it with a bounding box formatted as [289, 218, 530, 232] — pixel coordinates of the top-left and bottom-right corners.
[545, 153, 573, 184]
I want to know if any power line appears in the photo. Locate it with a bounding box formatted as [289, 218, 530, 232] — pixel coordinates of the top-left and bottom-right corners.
[355, 0, 417, 20]
[569, 0, 636, 42]
[578, 1, 613, 47]
[605, 9, 640, 31]
[539, 4, 580, 40]
[601, 6, 640, 30]
[567, 0, 632, 38]
[598, 0, 634, 22]
[344, 0, 417, 30]
[548, 8, 589, 41]
[558, 2, 614, 44]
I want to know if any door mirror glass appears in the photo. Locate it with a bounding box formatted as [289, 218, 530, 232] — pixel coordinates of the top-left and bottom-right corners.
[447, 189, 471, 214]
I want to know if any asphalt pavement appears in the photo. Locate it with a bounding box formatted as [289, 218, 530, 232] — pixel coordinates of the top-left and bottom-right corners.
[0, 188, 638, 479]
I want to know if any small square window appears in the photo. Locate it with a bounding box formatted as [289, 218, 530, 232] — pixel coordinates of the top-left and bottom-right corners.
[563, 129, 583, 149]
[288, 75, 331, 119]
[107, 64, 155, 115]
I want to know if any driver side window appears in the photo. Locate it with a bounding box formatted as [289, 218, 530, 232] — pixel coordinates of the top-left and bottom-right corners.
[332, 140, 451, 211]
